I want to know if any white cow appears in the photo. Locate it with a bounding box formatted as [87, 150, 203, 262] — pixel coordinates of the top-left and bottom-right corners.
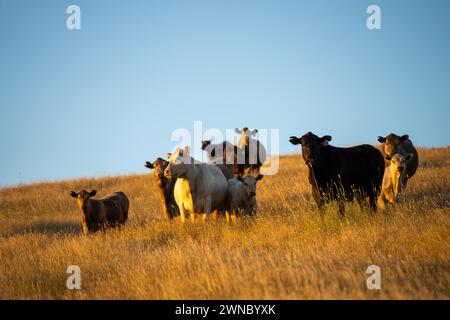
[164, 146, 228, 223]
[235, 127, 267, 175]
[378, 153, 413, 209]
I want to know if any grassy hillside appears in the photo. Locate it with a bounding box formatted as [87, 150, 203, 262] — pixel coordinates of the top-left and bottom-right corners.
[0, 148, 449, 299]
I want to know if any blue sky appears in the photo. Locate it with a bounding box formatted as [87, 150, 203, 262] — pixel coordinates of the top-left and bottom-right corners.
[0, 0, 449, 186]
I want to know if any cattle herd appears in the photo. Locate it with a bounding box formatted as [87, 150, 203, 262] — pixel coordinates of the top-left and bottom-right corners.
[70, 129, 419, 235]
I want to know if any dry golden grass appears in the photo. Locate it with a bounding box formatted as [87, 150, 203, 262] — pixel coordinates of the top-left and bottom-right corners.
[0, 148, 449, 300]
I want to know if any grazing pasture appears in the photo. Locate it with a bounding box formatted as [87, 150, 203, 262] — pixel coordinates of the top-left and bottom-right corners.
[0, 147, 449, 299]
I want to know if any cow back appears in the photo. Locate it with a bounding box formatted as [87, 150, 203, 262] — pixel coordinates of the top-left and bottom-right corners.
[311, 145, 384, 199]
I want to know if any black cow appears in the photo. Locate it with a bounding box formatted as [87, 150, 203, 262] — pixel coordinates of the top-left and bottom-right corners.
[289, 132, 385, 215]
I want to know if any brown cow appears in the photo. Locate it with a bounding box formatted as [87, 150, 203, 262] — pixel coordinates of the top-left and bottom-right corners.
[378, 133, 419, 188]
[70, 190, 129, 235]
[145, 158, 180, 220]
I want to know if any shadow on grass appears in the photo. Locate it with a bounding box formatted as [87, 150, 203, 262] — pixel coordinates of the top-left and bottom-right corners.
[2, 221, 81, 238]
[401, 190, 450, 210]
[419, 159, 447, 169]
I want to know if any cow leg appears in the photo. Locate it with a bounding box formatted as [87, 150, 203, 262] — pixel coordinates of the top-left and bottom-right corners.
[162, 206, 173, 221]
[402, 177, 408, 189]
[316, 202, 325, 215]
[203, 197, 212, 222]
[338, 202, 345, 217]
[82, 224, 89, 236]
[392, 181, 401, 203]
[233, 161, 239, 176]
[368, 194, 378, 215]
[377, 193, 386, 210]
[312, 188, 325, 213]
[251, 164, 261, 175]
[225, 210, 237, 224]
[237, 164, 245, 176]
[179, 205, 187, 224]
[226, 211, 231, 224]
[316, 199, 328, 216]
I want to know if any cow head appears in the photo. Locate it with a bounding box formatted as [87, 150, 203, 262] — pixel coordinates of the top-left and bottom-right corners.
[167, 146, 191, 165]
[289, 132, 332, 166]
[145, 158, 170, 185]
[201, 140, 217, 158]
[378, 133, 410, 158]
[201, 140, 212, 151]
[386, 153, 413, 176]
[164, 146, 191, 179]
[237, 174, 264, 199]
[70, 190, 97, 213]
[235, 127, 258, 146]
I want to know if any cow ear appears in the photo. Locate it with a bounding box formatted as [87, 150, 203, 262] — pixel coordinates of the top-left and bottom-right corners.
[250, 129, 258, 136]
[289, 136, 301, 145]
[201, 140, 211, 150]
[405, 153, 413, 161]
[400, 134, 409, 141]
[385, 155, 392, 161]
[378, 136, 387, 143]
[321, 135, 332, 142]
[144, 161, 153, 169]
[70, 191, 78, 198]
[89, 190, 97, 197]
[183, 145, 190, 156]
[166, 152, 172, 159]
[256, 174, 264, 181]
[235, 128, 242, 134]
[173, 147, 181, 157]
[237, 175, 244, 182]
